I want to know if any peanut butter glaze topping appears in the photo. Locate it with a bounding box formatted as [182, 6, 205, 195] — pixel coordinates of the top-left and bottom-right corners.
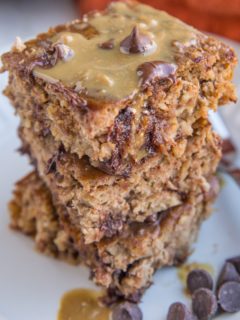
[33, 1, 198, 100]
[57, 289, 110, 320]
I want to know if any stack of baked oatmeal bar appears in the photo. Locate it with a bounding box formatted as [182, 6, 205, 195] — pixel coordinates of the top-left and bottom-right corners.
[1, 1, 237, 301]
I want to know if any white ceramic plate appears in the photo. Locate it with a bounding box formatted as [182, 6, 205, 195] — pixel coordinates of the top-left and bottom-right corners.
[0, 38, 239, 320]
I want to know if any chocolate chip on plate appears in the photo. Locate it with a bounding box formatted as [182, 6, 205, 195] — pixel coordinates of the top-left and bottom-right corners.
[192, 288, 218, 320]
[227, 256, 240, 273]
[218, 281, 240, 313]
[98, 38, 115, 50]
[187, 269, 214, 294]
[112, 302, 143, 320]
[217, 262, 240, 289]
[167, 302, 196, 320]
[137, 61, 177, 88]
[120, 26, 155, 54]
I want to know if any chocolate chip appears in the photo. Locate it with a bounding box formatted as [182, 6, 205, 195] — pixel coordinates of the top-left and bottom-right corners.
[98, 38, 114, 50]
[227, 256, 240, 273]
[217, 262, 240, 289]
[41, 127, 51, 137]
[58, 143, 66, 155]
[145, 213, 158, 224]
[100, 214, 123, 238]
[137, 61, 177, 88]
[29, 41, 74, 75]
[45, 144, 65, 175]
[167, 302, 195, 320]
[46, 155, 57, 174]
[218, 281, 240, 313]
[53, 42, 74, 61]
[193, 56, 203, 63]
[102, 106, 134, 176]
[66, 201, 74, 208]
[192, 288, 218, 320]
[187, 269, 214, 294]
[112, 302, 142, 320]
[120, 26, 155, 54]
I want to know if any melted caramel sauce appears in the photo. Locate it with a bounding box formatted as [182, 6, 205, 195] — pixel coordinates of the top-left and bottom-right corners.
[34, 2, 198, 100]
[178, 262, 214, 296]
[57, 289, 111, 320]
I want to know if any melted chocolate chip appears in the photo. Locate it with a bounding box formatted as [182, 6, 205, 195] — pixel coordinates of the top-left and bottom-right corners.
[137, 61, 177, 88]
[192, 288, 218, 320]
[41, 127, 51, 137]
[53, 42, 74, 61]
[217, 262, 240, 289]
[58, 143, 66, 155]
[112, 302, 142, 320]
[187, 269, 214, 294]
[101, 106, 134, 176]
[120, 26, 154, 54]
[98, 38, 115, 50]
[48, 82, 87, 111]
[167, 302, 195, 320]
[145, 212, 158, 224]
[46, 155, 57, 175]
[66, 201, 74, 208]
[100, 214, 123, 238]
[45, 144, 66, 175]
[28, 41, 73, 75]
[218, 281, 240, 313]
[102, 287, 142, 306]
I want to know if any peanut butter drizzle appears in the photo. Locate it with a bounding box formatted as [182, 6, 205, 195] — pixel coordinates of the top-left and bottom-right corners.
[57, 289, 111, 320]
[34, 2, 198, 100]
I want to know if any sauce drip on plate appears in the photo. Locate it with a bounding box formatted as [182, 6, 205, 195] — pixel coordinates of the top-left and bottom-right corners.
[57, 289, 111, 320]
